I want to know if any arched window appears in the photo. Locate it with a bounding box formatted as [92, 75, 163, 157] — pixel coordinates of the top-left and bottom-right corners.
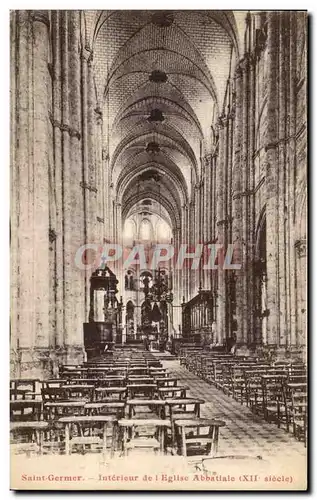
[125, 270, 135, 291]
[156, 220, 171, 241]
[123, 219, 136, 243]
[139, 219, 152, 241]
[126, 301, 135, 338]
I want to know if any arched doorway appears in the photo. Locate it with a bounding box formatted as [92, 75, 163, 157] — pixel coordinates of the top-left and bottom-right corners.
[125, 301, 135, 341]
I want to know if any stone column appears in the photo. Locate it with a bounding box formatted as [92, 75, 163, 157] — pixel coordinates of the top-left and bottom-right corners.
[226, 109, 234, 337]
[81, 45, 99, 319]
[211, 152, 217, 315]
[31, 11, 51, 367]
[232, 62, 244, 346]
[12, 11, 52, 377]
[11, 11, 34, 376]
[10, 11, 19, 367]
[241, 55, 250, 345]
[64, 10, 85, 363]
[95, 108, 104, 243]
[277, 13, 287, 347]
[81, 46, 90, 318]
[216, 116, 227, 344]
[288, 12, 298, 347]
[51, 11, 64, 348]
[187, 200, 193, 298]
[115, 202, 123, 277]
[172, 226, 181, 332]
[60, 10, 72, 341]
[265, 12, 280, 346]
[194, 183, 201, 291]
[248, 54, 256, 345]
[203, 155, 211, 290]
[181, 204, 189, 302]
[87, 54, 98, 246]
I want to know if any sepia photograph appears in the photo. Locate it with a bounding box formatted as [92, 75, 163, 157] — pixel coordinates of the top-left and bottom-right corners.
[10, 9, 307, 491]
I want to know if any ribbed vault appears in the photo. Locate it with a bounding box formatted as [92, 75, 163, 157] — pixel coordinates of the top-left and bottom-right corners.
[88, 10, 242, 232]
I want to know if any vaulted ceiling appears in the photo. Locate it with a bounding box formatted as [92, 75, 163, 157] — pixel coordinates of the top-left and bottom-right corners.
[84, 10, 246, 232]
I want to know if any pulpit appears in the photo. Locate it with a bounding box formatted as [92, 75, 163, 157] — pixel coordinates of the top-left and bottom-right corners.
[83, 267, 122, 359]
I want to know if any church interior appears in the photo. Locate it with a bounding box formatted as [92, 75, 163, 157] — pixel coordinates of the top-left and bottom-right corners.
[10, 10, 307, 483]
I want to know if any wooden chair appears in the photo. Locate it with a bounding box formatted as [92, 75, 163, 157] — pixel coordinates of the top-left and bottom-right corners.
[244, 370, 266, 414]
[128, 367, 149, 376]
[261, 375, 287, 425]
[44, 401, 86, 421]
[155, 377, 178, 388]
[217, 363, 233, 396]
[10, 379, 40, 400]
[126, 399, 167, 419]
[10, 400, 45, 455]
[158, 386, 189, 399]
[59, 415, 118, 458]
[128, 376, 154, 385]
[10, 400, 42, 422]
[42, 379, 67, 389]
[10, 421, 48, 456]
[230, 364, 255, 403]
[290, 388, 307, 445]
[147, 361, 162, 368]
[149, 368, 167, 376]
[174, 418, 226, 457]
[127, 384, 157, 399]
[85, 401, 126, 419]
[95, 387, 127, 401]
[41, 387, 68, 402]
[43, 401, 86, 450]
[60, 367, 86, 380]
[61, 384, 95, 402]
[118, 419, 171, 456]
[102, 376, 127, 387]
[165, 398, 205, 441]
[71, 378, 102, 387]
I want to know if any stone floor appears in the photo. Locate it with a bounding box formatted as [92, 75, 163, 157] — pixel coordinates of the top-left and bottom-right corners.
[163, 359, 306, 460]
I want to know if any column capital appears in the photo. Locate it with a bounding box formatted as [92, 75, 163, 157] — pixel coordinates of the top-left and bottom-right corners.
[31, 10, 50, 27]
[249, 51, 258, 67]
[235, 55, 250, 79]
[228, 105, 236, 120]
[102, 149, 109, 161]
[194, 181, 203, 190]
[217, 114, 228, 129]
[295, 239, 306, 258]
[95, 106, 103, 124]
[204, 154, 212, 166]
[80, 181, 98, 193]
[81, 46, 93, 64]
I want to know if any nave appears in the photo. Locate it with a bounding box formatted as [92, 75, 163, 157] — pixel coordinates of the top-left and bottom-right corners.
[10, 10, 308, 490]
